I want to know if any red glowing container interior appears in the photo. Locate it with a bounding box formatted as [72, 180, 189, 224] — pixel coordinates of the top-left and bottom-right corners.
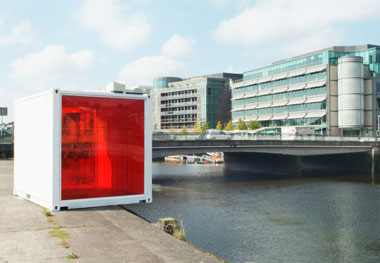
[61, 95, 145, 200]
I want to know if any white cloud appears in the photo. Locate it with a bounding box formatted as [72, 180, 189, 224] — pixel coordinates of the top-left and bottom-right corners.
[0, 20, 33, 46]
[211, 0, 229, 8]
[161, 34, 195, 58]
[281, 27, 346, 55]
[118, 56, 183, 86]
[10, 45, 95, 90]
[75, 0, 151, 51]
[210, 0, 254, 9]
[214, 0, 380, 54]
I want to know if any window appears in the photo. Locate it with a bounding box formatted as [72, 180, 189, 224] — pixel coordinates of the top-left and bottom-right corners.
[289, 104, 306, 112]
[307, 101, 326, 111]
[273, 92, 287, 101]
[247, 97, 258, 104]
[289, 89, 306, 98]
[232, 111, 245, 119]
[258, 95, 272, 102]
[245, 109, 257, 116]
[273, 78, 287, 87]
[258, 107, 272, 114]
[308, 86, 326, 96]
[232, 99, 245, 107]
[307, 71, 326, 81]
[289, 75, 306, 85]
[273, 106, 288, 113]
[259, 82, 272, 90]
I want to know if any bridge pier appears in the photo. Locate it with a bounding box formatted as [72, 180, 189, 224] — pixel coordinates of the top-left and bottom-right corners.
[295, 156, 302, 177]
[371, 147, 380, 183]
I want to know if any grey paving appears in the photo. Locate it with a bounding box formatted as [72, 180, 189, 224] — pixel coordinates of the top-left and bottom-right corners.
[0, 160, 221, 263]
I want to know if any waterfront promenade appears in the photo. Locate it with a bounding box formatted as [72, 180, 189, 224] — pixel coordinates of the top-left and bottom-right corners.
[0, 160, 220, 263]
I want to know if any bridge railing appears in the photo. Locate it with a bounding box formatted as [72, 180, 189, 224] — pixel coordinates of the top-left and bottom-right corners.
[152, 133, 379, 142]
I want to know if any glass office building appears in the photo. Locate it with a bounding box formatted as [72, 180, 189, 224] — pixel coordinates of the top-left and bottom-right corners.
[231, 44, 380, 136]
[152, 73, 242, 131]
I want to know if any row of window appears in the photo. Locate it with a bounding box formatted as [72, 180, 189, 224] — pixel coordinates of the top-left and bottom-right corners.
[161, 98, 197, 105]
[232, 86, 326, 107]
[161, 117, 197, 124]
[243, 53, 327, 80]
[242, 49, 379, 82]
[161, 89, 197, 97]
[256, 116, 327, 128]
[161, 123, 196, 129]
[232, 101, 327, 118]
[233, 71, 326, 95]
[169, 80, 207, 89]
[207, 80, 227, 87]
[161, 105, 197, 112]
[328, 50, 380, 69]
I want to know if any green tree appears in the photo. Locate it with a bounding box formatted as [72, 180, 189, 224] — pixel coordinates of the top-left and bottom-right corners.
[201, 122, 210, 132]
[224, 120, 234, 131]
[248, 120, 261, 130]
[216, 121, 223, 130]
[193, 122, 201, 133]
[169, 125, 175, 133]
[181, 125, 187, 134]
[236, 118, 247, 130]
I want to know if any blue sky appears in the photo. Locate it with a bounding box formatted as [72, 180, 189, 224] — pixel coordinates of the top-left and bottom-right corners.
[1, 0, 380, 121]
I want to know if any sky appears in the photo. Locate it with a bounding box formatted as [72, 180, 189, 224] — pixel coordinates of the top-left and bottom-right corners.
[1, 0, 380, 122]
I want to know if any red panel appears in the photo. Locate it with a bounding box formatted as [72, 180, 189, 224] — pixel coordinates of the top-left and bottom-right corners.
[61, 95, 145, 200]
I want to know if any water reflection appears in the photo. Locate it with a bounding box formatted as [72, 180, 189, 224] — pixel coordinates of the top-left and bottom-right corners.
[125, 161, 380, 263]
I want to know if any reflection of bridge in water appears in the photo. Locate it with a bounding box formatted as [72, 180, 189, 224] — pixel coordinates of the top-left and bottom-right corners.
[0, 143, 13, 158]
[152, 136, 380, 177]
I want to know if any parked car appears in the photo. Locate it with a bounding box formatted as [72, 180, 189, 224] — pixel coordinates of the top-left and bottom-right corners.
[205, 129, 231, 140]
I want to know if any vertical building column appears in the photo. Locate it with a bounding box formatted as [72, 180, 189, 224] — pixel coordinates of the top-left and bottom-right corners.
[337, 56, 364, 134]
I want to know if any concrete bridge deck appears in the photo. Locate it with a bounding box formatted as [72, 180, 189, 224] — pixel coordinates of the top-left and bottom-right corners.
[152, 138, 380, 158]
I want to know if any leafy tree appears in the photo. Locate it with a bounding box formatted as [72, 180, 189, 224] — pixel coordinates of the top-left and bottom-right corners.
[169, 125, 175, 133]
[224, 120, 234, 131]
[216, 121, 223, 130]
[181, 125, 187, 134]
[201, 122, 210, 132]
[248, 120, 261, 130]
[193, 122, 201, 133]
[236, 118, 247, 130]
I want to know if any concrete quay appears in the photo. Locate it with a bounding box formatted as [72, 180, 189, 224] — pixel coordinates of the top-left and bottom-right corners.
[0, 160, 221, 263]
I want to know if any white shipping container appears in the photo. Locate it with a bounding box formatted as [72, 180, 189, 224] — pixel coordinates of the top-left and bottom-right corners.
[14, 89, 152, 211]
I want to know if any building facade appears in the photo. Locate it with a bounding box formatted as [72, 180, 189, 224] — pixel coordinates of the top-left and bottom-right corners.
[231, 45, 380, 136]
[152, 73, 242, 131]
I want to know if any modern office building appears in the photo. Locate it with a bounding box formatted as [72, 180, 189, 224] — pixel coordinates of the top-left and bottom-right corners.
[152, 73, 242, 131]
[231, 44, 380, 136]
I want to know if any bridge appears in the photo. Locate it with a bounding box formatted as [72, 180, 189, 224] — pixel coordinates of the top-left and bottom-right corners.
[152, 135, 380, 177]
[152, 136, 380, 158]
[2, 135, 380, 175]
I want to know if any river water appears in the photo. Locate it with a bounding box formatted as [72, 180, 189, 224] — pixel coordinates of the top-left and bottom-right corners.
[125, 161, 380, 263]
